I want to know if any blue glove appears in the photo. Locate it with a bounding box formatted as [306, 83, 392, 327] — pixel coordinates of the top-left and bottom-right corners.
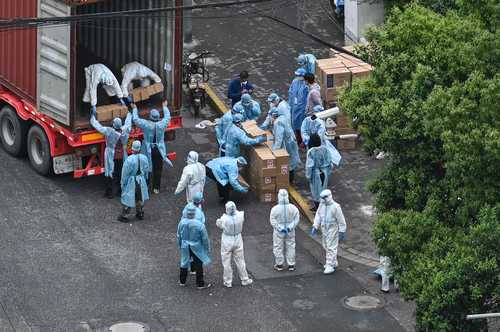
[91, 106, 97, 116]
[286, 227, 292, 233]
[120, 98, 126, 106]
[127, 95, 134, 104]
[280, 228, 288, 235]
[339, 232, 346, 241]
[257, 135, 267, 143]
[310, 227, 317, 236]
[241, 187, 248, 194]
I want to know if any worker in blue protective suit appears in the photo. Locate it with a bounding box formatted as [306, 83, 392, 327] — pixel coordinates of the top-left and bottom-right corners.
[206, 156, 249, 204]
[118, 140, 149, 222]
[335, 0, 345, 16]
[223, 113, 266, 158]
[90, 106, 132, 198]
[272, 102, 301, 183]
[216, 104, 245, 156]
[227, 71, 255, 106]
[305, 133, 333, 211]
[259, 107, 278, 131]
[177, 205, 211, 289]
[233, 93, 261, 121]
[302, 105, 342, 166]
[267, 93, 291, 124]
[297, 53, 317, 75]
[182, 192, 206, 224]
[288, 68, 308, 146]
[132, 100, 172, 194]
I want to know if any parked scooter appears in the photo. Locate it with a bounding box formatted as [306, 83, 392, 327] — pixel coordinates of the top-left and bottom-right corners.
[183, 51, 211, 117]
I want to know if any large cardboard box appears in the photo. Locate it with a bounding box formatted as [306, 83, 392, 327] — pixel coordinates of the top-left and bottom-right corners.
[256, 184, 277, 203]
[96, 104, 126, 122]
[250, 146, 277, 177]
[276, 173, 289, 190]
[336, 112, 353, 128]
[249, 173, 276, 187]
[272, 149, 289, 176]
[130, 87, 150, 102]
[350, 66, 372, 80]
[147, 82, 164, 95]
[336, 137, 358, 150]
[335, 127, 357, 136]
[112, 105, 128, 119]
[242, 120, 270, 138]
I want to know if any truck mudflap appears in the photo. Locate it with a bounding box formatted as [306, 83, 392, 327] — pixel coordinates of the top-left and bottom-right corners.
[73, 152, 177, 178]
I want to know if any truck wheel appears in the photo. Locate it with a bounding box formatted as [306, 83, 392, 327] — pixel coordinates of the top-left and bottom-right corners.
[0, 105, 28, 156]
[27, 125, 52, 176]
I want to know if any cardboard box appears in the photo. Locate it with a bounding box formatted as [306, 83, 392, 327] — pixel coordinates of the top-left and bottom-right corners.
[323, 87, 341, 102]
[250, 175, 276, 187]
[96, 107, 113, 122]
[250, 146, 277, 177]
[256, 184, 277, 203]
[335, 127, 357, 136]
[336, 137, 358, 150]
[112, 105, 128, 119]
[350, 66, 372, 80]
[276, 173, 289, 190]
[130, 87, 150, 102]
[336, 113, 353, 128]
[147, 82, 164, 95]
[272, 149, 289, 175]
[322, 67, 351, 90]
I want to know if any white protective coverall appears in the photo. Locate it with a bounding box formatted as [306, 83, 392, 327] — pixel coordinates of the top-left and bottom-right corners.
[270, 190, 300, 267]
[175, 151, 206, 203]
[313, 189, 347, 270]
[216, 202, 253, 287]
[83, 64, 123, 106]
[121, 61, 162, 98]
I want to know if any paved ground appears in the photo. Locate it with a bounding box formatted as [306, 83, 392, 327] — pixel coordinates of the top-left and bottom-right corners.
[0, 1, 413, 331]
[0, 110, 405, 331]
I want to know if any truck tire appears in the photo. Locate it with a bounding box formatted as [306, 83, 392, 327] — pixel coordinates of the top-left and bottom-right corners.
[0, 105, 28, 156]
[27, 125, 52, 176]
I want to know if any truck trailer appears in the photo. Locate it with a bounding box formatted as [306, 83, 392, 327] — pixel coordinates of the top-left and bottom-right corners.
[0, 0, 183, 177]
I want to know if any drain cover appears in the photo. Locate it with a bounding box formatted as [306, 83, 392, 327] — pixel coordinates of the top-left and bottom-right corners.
[343, 295, 383, 310]
[109, 322, 149, 332]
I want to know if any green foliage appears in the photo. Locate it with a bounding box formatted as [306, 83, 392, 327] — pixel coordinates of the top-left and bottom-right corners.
[340, 4, 500, 331]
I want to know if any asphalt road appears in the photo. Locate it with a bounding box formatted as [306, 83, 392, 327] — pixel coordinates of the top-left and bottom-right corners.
[0, 112, 404, 331]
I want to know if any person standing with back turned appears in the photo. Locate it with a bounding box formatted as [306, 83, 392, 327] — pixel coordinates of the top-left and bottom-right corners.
[132, 100, 173, 194]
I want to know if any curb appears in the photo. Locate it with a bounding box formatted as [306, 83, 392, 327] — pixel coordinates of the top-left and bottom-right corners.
[204, 83, 379, 268]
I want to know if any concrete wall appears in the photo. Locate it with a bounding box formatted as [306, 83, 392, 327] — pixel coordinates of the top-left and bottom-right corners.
[344, 0, 385, 45]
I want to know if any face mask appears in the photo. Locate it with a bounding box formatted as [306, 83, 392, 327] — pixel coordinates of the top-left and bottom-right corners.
[241, 81, 248, 85]
[297, 76, 304, 81]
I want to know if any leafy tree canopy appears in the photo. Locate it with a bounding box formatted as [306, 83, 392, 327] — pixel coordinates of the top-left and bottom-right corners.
[340, 4, 499, 331]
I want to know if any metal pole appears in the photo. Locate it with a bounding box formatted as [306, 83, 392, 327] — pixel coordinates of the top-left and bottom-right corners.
[183, 0, 193, 43]
[174, 0, 184, 110]
[466, 313, 500, 320]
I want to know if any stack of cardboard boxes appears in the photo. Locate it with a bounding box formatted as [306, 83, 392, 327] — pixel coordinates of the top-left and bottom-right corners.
[315, 50, 373, 107]
[95, 82, 164, 123]
[240, 121, 290, 203]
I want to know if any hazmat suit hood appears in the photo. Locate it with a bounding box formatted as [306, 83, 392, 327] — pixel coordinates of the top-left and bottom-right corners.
[150, 109, 160, 121]
[225, 201, 237, 216]
[187, 151, 199, 164]
[236, 156, 247, 166]
[278, 189, 289, 205]
[320, 189, 334, 205]
[112, 118, 122, 130]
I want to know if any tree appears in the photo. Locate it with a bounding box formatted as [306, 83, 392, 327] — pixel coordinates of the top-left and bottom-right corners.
[339, 4, 500, 331]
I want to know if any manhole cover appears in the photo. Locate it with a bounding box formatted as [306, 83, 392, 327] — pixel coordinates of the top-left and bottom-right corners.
[109, 322, 150, 332]
[343, 295, 383, 310]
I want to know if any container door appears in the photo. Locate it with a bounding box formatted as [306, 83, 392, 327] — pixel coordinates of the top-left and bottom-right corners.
[37, 0, 71, 126]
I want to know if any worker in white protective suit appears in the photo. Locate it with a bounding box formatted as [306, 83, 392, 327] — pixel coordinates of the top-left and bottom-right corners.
[121, 61, 162, 98]
[83, 63, 124, 107]
[216, 201, 253, 288]
[373, 256, 397, 293]
[270, 189, 300, 271]
[311, 189, 347, 274]
[175, 151, 206, 203]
